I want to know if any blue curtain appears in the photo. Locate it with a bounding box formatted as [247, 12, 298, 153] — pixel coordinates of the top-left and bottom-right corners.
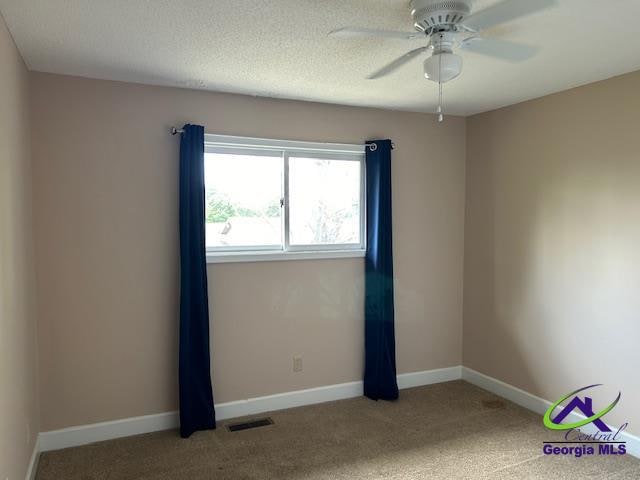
[179, 124, 216, 437]
[364, 140, 399, 401]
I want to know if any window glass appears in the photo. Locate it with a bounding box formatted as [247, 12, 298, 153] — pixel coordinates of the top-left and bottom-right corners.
[204, 152, 282, 248]
[288, 157, 361, 246]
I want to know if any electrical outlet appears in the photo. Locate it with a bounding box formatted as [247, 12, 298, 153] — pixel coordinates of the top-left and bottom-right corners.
[293, 355, 303, 373]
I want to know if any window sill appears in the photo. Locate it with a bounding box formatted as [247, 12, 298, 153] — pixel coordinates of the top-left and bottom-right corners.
[206, 249, 366, 264]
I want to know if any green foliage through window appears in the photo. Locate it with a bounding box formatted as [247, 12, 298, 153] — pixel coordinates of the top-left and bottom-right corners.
[206, 188, 280, 223]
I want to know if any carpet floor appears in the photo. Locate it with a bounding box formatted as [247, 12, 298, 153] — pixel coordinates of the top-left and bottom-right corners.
[36, 380, 640, 479]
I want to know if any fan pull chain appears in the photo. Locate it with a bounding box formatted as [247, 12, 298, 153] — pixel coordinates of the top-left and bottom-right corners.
[437, 50, 444, 123]
[437, 81, 444, 123]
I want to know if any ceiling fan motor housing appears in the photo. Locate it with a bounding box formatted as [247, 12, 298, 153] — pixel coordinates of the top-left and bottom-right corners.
[410, 0, 471, 33]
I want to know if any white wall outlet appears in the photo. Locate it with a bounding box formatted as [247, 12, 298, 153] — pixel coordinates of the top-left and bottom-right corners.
[293, 355, 303, 373]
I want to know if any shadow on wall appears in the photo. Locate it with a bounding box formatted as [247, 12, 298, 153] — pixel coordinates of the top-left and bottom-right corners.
[463, 128, 546, 398]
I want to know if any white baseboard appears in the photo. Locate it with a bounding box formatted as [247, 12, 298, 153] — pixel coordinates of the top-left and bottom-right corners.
[215, 380, 363, 421]
[216, 366, 462, 421]
[39, 411, 179, 452]
[397, 366, 462, 389]
[38, 365, 462, 452]
[462, 367, 640, 459]
[25, 437, 40, 480]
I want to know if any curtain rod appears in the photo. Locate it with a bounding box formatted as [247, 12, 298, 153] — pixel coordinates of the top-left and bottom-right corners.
[170, 127, 395, 149]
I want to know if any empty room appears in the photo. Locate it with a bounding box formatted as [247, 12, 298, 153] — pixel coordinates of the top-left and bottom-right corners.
[1, 0, 639, 479]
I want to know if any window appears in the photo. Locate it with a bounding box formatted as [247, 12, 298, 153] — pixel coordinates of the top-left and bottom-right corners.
[204, 134, 365, 263]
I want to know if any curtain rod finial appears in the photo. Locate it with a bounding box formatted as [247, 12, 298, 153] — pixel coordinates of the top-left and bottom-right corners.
[367, 141, 396, 151]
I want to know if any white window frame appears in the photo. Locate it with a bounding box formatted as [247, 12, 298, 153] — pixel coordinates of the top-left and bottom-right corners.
[204, 134, 366, 263]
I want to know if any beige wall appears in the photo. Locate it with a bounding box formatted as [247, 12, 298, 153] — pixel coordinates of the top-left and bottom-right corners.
[464, 71, 640, 432]
[0, 13, 39, 480]
[13, 42, 640, 442]
[30, 73, 466, 431]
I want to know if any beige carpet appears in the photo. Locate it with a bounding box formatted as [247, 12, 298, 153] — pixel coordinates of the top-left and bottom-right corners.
[36, 381, 640, 479]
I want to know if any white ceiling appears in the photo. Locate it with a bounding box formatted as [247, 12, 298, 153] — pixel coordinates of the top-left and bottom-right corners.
[2, 0, 640, 116]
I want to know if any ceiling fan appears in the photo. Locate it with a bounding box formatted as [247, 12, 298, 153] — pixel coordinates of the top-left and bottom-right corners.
[329, 0, 557, 121]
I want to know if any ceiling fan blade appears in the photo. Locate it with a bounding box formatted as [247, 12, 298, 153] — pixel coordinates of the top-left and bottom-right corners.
[367, 46, 429, 80]
[329, 27, 422, 40]
[461, 37, 538, 62]
[463, 0, 557, 32]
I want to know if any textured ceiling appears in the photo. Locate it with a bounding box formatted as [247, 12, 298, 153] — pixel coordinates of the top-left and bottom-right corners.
[2, 0, 640, 115]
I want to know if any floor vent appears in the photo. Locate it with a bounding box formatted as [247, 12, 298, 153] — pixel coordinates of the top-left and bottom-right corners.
[226, 417, 274, 432]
